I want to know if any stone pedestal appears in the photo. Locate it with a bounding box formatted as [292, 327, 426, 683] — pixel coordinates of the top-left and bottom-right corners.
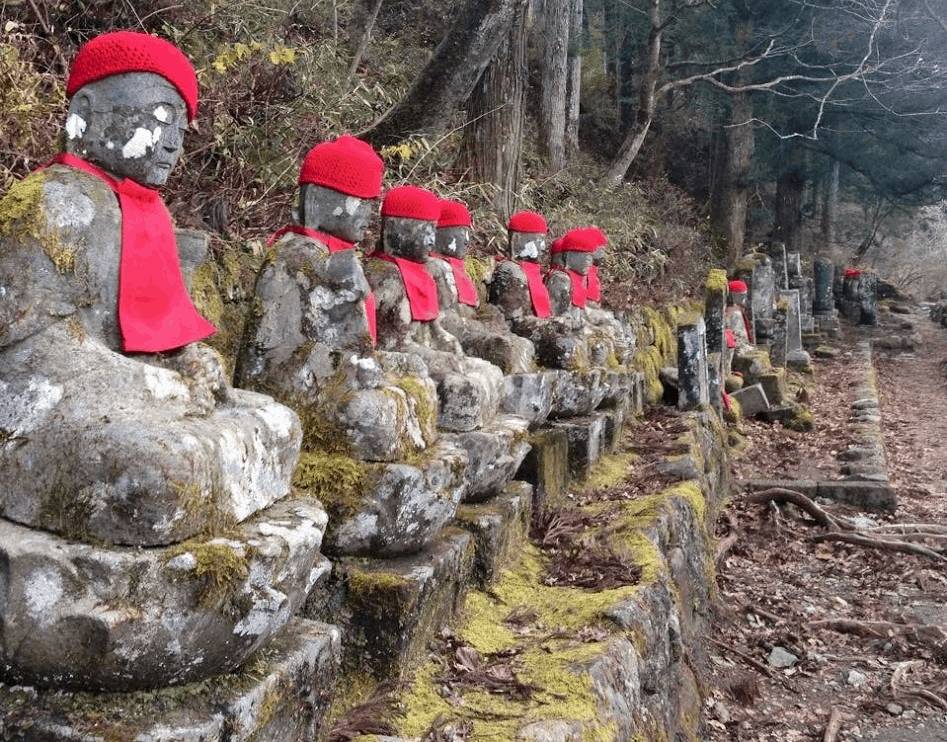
[677, 312, 709, 410]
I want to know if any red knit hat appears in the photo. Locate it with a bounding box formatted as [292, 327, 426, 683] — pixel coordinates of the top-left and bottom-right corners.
[728, 279, 748, 293]
[437, 199, 472, 228]
[549, 230, 597, 254]
[67, 31, 199, 122]
[381, 186, 440, 221]
[508, 211, 548, 234]
[298, 135, 384, 199]
[577, 226, 608, 247]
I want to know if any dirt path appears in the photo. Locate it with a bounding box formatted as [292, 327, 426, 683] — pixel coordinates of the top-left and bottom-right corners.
[704, 306, 947, 742]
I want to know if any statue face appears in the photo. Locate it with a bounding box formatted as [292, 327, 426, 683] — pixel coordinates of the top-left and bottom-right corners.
[435, 226, 469, 258]
[592, 247, 606, 267]
[300, 184, 374, 242]
[382, 216, 436, 263]
[510, 232, 546, 261]
[65, 72, 188, 186]
[563, 250, 594, 275]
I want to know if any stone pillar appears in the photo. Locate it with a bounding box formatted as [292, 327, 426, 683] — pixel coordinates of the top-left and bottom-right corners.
[771, 297, 788, 368]
[677, 312, 709, 410]
[768, 242, 788, 291]
[751, 256, 776, 346]
[787, 252, 814, 334]
[813, 258, 834, 313]
[781, 289, 811, 368]
[704, 270, 727, 414]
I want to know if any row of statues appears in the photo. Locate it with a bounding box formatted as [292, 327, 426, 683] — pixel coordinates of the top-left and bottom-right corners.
[0, 30, 634, 692]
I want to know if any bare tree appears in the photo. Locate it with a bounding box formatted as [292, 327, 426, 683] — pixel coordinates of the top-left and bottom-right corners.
[565, 0, 583, 156]
[537, 0, 570, 171]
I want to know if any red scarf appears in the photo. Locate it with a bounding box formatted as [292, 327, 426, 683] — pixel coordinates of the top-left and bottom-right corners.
[585, 265, 601, 302]
[367, 252, 440, 321]
[269, 224, 377, 345]
[433, 254, 478, 307]
[516, 260, 551, 318]
[51, 154, 215, 353]
[548, 267, 587, 309]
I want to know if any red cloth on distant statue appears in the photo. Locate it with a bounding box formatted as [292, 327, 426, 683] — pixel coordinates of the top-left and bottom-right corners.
[434, 254, 478, 307]
[367, 252, 440, 321]
[548, 267, 588, 308]
[500, 259, 550, 318]
[50, 153, 216, 353]
[586, 265, 601, 302]
[269, 225, 377, 344]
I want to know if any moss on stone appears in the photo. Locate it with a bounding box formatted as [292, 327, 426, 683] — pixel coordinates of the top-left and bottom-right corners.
[0, 170, 45, 239]
[583, 451, 637, 491]
[782, 404, 814, 432]
[293, 450, 371, 520]
[38, 479, 95, 543]
[705, 268, 728, 295]
[165, 539, 249, 610]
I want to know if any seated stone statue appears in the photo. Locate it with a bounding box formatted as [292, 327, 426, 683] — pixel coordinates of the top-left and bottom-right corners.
[546, 230, 598, 317]
[236, 135, 436, 462]
[365, 186, 503, 432]
[427, 199, 534, 373]
[0, 30, 322, 692]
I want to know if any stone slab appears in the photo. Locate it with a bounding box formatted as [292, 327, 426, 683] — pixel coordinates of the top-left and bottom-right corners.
[730, 384, 770, 417]
[444, 415, 531, 503]
[517, 426, 570, 516]
[0, 617, 341, 742]
[454, 481, 532, 586]
[549, 413, 607, 480]
[744, 479, 896, 512]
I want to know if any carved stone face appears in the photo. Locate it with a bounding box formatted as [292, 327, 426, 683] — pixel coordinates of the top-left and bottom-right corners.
[563, 250, 594, 275]
[729, 291, 748, 308]
[592, 247, 606, 267]
[382, 216, 436, 263]
[510, 232, 546, 262]
[435, 226, 469, 258]
[65, 72, 188, 186]
[300, 184, 374, 243]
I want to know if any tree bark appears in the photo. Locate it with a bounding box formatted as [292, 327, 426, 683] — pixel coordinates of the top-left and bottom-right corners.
[360, 0, 520, 148]
[538, 0, 570, 171]
[460, 0, 528, 216]
[820, 157, 840, 250]
[603, 0, 661, 187]
[774, 143, 806, 253]
[564, 0, 583, 156]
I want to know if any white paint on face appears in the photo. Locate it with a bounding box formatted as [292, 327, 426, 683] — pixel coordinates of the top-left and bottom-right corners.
[447, 237, 458, 253]
[344, 196, 362, 216]
[332, 205, 345, 216]
[106, 141, 115, 150]
[122, 127, 157, 159]
[519, 239, 539, 259]
[153, 105, 172, 124]
[65, 113, 86, 140]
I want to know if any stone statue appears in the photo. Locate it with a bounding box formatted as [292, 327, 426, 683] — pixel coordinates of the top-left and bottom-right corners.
[366, 186, 503, 432]
[427, 199, 535, 373]
[0, 31, 323, 690]
[236, 135, 437, 462]
[545, 230, 597, 317]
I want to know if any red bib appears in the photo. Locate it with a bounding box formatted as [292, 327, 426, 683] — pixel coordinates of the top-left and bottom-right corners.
[269, 225, 377, 345]
[548, 267, 587, 309]
[434, 254, 478, 307]
[52, 154, 215, 353]
[368, 252, 440, 321]
[586, 265, 601, 302]
[517, 260, 552, 318]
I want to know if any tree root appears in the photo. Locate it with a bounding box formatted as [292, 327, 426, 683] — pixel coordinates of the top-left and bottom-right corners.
[810, 531, 947, 562]
[743, 488, 852, 531]
[822, 707, 844, 742]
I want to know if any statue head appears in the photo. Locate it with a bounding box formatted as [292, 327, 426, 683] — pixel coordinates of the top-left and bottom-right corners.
[727, 279, 749, 307]
[506, 211, 548, 262]
[380, 186, 440, 263]
[298, 135, 384, 243]
[64, 31, 198, 187]
[578, 227, 608, 267]
[435, 199, 472, 258]
[551, 230, 597, 275]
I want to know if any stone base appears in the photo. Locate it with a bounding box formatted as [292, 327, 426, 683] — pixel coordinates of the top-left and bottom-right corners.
[549, 413, 607, 480]
[0, 618, 341, 742]
[744, 479, 896, 513]
[517, 426, 570, 517]
[444, 415, 532, 503]
[730, 384, 770, 417]
[304, 532, 477, 681]
[454, 481, 533, 586]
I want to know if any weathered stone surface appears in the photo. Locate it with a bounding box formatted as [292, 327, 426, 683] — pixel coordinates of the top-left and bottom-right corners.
[0, 495, 329, 690]
[549, 414, 607, 480]
[813, 257, 835, 313]
[454, 480, 532, 586]
[550, 368, 607, 418]
[0, 617, 341, 742]
[311, 531, 477, 680]
[518, 426, 570, 516]
[759, 368, 788, 406]
[323, 441, 468, 557]
[677, 312, 709, 409]
[731, 384, 770, 416]
[445, 415, 531, 502]
[500, 370, 557, 423]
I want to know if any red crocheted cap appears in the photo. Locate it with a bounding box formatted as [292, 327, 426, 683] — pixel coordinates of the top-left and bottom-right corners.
[437, 199, 472, 228]
[507, 211, 548, 234]
[298, 135, 384, 199]
[381, 185, 440, 221]
[580, 226, 608, 247]
[549, 230, 597, 254]
[844, 268, 862, 278]
[67, 31, 199, 122]
[728, 279, 748, 293]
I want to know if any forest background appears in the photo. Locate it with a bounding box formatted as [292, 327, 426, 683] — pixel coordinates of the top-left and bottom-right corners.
[4, 0, 947, 309]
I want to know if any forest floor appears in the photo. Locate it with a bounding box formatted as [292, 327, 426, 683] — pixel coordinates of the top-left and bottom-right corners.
[703, 306, 947, 741]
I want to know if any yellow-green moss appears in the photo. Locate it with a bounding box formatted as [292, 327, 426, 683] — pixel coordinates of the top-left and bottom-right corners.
[782, 405, 813, 432]
[190, 261, 227, 328]
[165, 539, 249, 609]
[705, 268, 728, 294]
[38, 479, 95, 543]
[393, 375, 436, 441]
[583, 451, 637, 491]
[293, 450, 371, 519]
[0, 171, 45, 238]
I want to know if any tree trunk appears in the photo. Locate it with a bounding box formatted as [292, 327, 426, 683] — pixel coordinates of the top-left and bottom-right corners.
[360, 0, 520, 148]
[564, 0, 583, 156]
[821, 157, 840, 250]
[774, 146, 806, 253]
[538, 0, 570, 171]
[603, 0, 661, 187]
[460, 0, 528, 216]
